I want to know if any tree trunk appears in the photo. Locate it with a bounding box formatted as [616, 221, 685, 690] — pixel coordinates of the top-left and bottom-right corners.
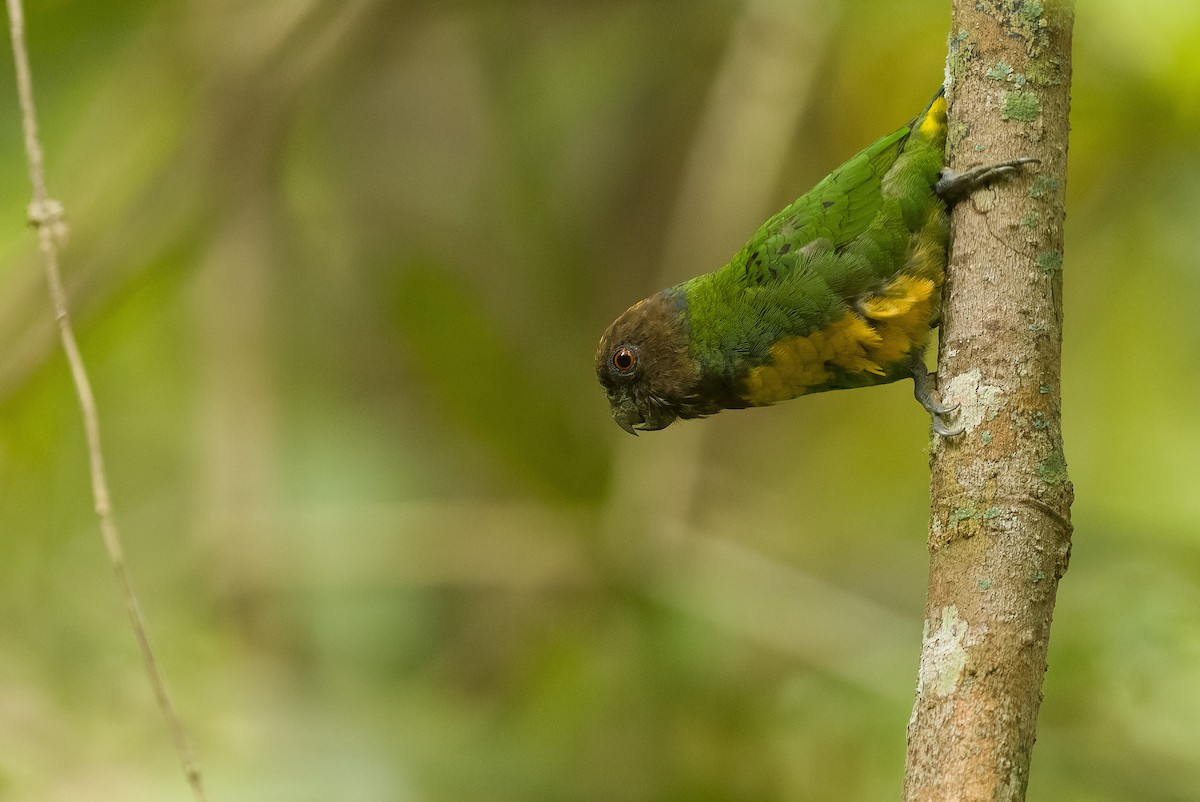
[903, 2, 1075, 800]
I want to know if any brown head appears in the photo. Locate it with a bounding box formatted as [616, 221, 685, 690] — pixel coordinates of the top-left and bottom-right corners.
[595, 290, 699, 435]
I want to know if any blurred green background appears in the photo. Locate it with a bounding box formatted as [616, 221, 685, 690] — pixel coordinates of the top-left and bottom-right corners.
[0, 0, 1197, 799]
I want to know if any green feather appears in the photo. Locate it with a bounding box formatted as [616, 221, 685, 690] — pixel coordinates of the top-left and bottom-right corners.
[676, 93, 948, 388]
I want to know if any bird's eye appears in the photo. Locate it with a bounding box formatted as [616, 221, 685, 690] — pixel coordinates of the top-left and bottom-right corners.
[611, 345, 638, 375]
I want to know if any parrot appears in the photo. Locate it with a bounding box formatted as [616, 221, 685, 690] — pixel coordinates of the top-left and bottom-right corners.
[596, 87, 1035, 436]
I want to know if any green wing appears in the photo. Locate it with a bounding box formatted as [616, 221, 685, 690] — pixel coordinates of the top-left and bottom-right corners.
[682, 127, 912, 369]
[731, 126, 910, 287]
[680, 98, 948, 385]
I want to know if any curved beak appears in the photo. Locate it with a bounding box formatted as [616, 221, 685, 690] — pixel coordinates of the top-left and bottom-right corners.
[613, 406, 640, 436]
[610, 396, 677, 436]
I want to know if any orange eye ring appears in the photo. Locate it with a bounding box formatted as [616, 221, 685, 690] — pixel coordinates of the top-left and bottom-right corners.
[611, 345, 638, 375]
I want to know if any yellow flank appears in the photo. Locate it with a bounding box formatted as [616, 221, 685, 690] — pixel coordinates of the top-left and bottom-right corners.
[740, 94, 946, 408]
[741, 272, 938, 406]
[742, 312, 881, 405]
[917, 95, 947, 140]
[861, 273, 937, 366]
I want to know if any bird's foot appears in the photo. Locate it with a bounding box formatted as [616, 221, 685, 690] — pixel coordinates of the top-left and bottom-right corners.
[935, 157, 1040, 205]
[908, 352, 963, 437]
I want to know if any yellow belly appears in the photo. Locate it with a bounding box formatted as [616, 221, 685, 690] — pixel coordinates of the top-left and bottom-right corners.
[741, 273, 937, 405]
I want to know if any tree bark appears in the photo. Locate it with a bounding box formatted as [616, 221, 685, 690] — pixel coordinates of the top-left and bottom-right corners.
[903, 3, 1075, 800]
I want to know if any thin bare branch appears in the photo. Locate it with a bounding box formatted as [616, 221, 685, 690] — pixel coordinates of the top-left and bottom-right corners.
[903, 2, 1075, 799]
[4, 1, 207, 798]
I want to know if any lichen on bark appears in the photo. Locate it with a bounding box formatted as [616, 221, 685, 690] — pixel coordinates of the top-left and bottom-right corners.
[902, 2, 1075, 800]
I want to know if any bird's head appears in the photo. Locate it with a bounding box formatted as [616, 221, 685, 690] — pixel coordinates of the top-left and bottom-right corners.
[595, 290, 698, 435]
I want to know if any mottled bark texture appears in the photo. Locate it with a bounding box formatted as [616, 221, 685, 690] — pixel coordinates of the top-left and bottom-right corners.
[903, 3, 1074, 801]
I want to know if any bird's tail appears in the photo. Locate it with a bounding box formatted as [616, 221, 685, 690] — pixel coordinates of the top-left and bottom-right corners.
[912, 86, 948, 145]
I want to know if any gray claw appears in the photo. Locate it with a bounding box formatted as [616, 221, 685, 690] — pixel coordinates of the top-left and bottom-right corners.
[908, 351, 963, 437]
[936, 157, 1041, 204]
[924, 399, 960, 417]
[931, 414, 965, 438]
